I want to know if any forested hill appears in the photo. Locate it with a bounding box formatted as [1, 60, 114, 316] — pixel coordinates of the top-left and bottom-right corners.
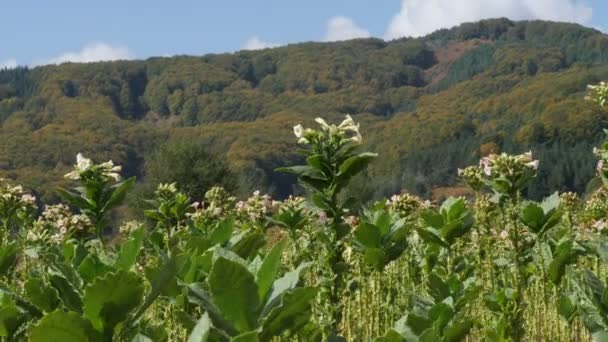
[1, 18, 608, 203]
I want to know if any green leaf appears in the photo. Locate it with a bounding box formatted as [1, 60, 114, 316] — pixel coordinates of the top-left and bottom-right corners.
[256, 239, 287, 303]
[520, 202, 545, 232]
[548, 238, 575, 285]
[0, 242, 18, 276]
[83, 271, 144, 331]
[187, 283, 238, 335]
[374, 330, 406, 342]
[275, 166, 326, 180]
[354, 222, 382, 248]
[337, 152, 377, 182]
[210, 217, 235, 246]
[363, 248, 386, 271]
[103, 177, 136, 211]
[49, 274, 83, 313]
[374, 211, 393, 236]
[594, 331, 608, 342]
[0, 301, 25, 338]
[559, 293, 577, 322]
[427, 273, 450, 302]
[188, 312, 222, 342]
[232, 331, 259, 342]
[416, 227, 449, 248]
[24, 277, 60, 313]
[231, 232, 266, 261]
[115, 226, 145, 271]
[55, 188, 91, 211]
[209, 257, 260, 333]
[262, 263, 311, 315]
[405, 312, 432, 336]
[420, 210, 444, 229]
[134, 254, 177, 322]
[444, 319, 474, 342]
[29, 310, 101, 342]
[77, 254, 112, 284]
[260, 287, 317, 340]
[541, 192, 561, 214]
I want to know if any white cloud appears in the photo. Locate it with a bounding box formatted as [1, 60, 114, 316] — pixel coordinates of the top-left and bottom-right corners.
[0, 58, 18, 70]
[385, 0, 594, 39]
[324, 16, 371, 41]
[39, 42, 132, 65]
[242, 36, 279, 50]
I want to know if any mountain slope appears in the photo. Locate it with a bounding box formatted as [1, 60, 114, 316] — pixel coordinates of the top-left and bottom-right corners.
[1, 18, 607, 201]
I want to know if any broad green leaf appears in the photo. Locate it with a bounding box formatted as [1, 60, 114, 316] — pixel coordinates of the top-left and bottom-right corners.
[256, 239, 287, 303]
[548, 238, 574, 285]
[306, 154, 326, 173]
[0, 242, 18, 276]
[188, 313, 216, 342]
[231, 232, 266, 260]
[260, 287, 317, 340]
[77, 254, 112, 284]
[232, 331, 259, 342]
[209, 257, 260, 332]
[24, 277, 60, 312]
[520, 202, 544, 232]
[419, 328, 440, 342]
[83, 271, 144, 331]
[262, 263, 311, 315]
[55, 188, 91, 211]
[374, 330, 406, 342]
[559, 293, 577, 322]
[209, 217, 235, 246]
[374, 211, 393, 236]
[405, 312, 432, 336]
[187, 283, 238, 335]
[115, 226, 145, 271]
[354, 222, 382, 248]
[541, 192, 560, 214]
[275, 166, 326, 180]
[103, 176, 136, 210]
[0, 301, 24, 337]
[420, 211, 444, 229]
[133, 254, 177, 323]
[593, 331, 608, 342]
[416, 227, 448, 248]
[440, 197, 467, 222]
[427, 273, 450, 302]
[444, 319, 474, 342]
[363, 248, 386, 271]
[49, 274, 83, 313]
[29, 310, 101, 342]
[337, 152, 377, 182]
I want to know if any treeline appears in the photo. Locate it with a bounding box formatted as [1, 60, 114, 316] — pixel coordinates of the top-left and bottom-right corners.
[0, 18, 608, 206]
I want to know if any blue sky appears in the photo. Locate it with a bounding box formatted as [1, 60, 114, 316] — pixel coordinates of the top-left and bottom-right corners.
[1, 0, 606, 68]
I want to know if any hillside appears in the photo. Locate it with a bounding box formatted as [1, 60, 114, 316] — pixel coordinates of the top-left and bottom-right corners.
[1, 18, 608, 203]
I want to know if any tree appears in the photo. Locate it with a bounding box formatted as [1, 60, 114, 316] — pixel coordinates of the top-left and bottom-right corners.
[144, 138, 237, 200]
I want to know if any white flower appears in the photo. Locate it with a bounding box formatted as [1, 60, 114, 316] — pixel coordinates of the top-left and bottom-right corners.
[64, 170, 80, 180]
[480, 157, 492, 176]
[526, 160, 539, 171]
[594, 220, 607, 232]
[338, 115, 355, 129]
[20, 194, 36, 205]
[76, 153, 93, 171]
[499, 230, 509, 239]
[293, 124, 304, 138]
[315, 117, 331, 131]
[108, 173, 121, 181]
